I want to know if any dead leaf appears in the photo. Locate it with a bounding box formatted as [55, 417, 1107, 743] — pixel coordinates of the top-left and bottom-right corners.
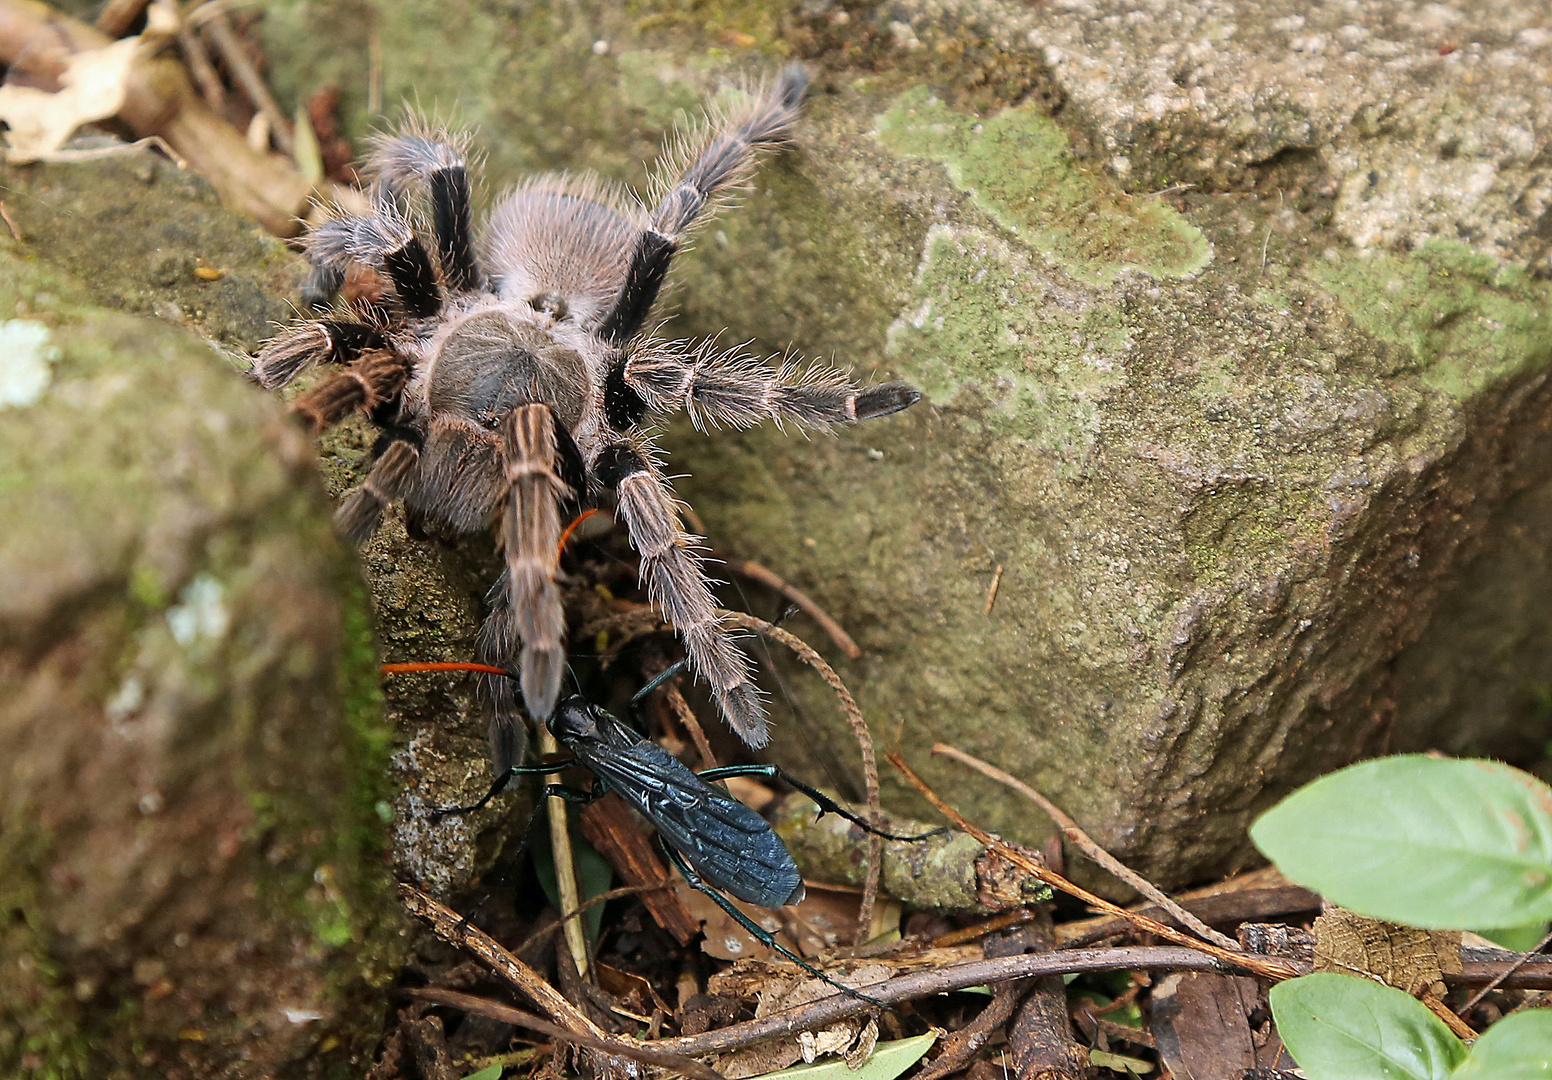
[0, 36, 144, 162]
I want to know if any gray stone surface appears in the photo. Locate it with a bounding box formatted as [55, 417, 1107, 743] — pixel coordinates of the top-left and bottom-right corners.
[0, 234, 403, 1076]
[248, 0, 1552, 889]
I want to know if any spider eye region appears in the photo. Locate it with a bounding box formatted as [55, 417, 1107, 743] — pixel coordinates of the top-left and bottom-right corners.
[528, 293, 570, 321]
[427, 311, 589, 429]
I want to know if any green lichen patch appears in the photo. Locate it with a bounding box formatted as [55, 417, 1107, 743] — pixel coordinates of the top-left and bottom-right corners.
[1309, 239, 1552, 400]
[885, 225, 1128, 470]
[874, 85, 1211, 284]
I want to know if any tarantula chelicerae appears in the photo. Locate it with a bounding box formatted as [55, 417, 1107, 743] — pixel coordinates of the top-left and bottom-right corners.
[251, 64, 919, 774]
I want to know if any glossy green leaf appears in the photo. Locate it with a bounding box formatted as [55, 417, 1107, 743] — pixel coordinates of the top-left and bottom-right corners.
[532, 803, 614, 947]
[459, 1065, 504, 1080]
[1250, 755, 1552, 928]
[1451, 1010, 1552, 1078]
[1270, 974, 1466, 1080]
[749, 1032, 938, 1080]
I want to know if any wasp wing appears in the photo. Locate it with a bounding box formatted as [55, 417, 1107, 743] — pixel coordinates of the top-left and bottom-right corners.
[580, 739, 803, 908]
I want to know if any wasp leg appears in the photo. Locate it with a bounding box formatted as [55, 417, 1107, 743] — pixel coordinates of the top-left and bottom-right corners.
[661, 843, 886, 1006]
[694, 765, 946, 843]
[429, 758, 580, 819]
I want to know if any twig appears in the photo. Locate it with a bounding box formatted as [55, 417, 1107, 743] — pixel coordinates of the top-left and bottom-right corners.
[666, 682, 719, 770]
[397, 883, 606, 1040]
[651, 946, 1268, 1057]
[719, 610, 883, 946]
[538, 725, 591, 979]
[404, 988, 727, 1080]
[93, 0, 149, 36]
[0, 200, 21, 241]
[932, 743, 1242, 952]
[201, 9, 293, 154]
[175, 0, 225, 113]
[713, 551, 862, 660]
[983, 564, 1003, 616]
[514, 879, 680, 957]
[1457, 926, 1552, 1016]
[887, 753, 1300, 981]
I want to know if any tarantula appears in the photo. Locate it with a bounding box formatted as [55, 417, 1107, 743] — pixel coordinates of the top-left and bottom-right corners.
[250, 64, 919, 775]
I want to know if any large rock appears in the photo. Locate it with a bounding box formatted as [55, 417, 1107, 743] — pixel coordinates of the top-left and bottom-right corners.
[0, 231, 403, 1074]
[248, 0, 1552, 889]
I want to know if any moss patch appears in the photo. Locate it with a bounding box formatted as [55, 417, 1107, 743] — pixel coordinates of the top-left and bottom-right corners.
[1308, 239, 1552, 399]
[874, 85, 1211, 284]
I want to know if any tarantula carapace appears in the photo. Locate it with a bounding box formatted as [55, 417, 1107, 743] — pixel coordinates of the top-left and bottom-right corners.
[251, 64, 919, 774]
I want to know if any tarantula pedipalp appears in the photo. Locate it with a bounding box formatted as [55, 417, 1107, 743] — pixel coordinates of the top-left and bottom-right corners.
[251, 64, 920, 774]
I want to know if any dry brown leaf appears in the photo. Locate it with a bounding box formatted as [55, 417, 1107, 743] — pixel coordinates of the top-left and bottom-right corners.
[0, 35, 142, 162]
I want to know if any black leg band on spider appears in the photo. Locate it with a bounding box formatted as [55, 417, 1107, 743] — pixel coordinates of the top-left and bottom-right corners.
[323, 320, 389, 365]
[661, 843, 886, 1006]
[382, 238, 443, 318]
[599, 231, 675, 345]
[693, 765, 946, 842]
[428, 166, 481, 293]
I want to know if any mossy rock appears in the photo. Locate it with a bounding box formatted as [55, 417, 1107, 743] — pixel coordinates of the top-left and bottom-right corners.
[0, 241, 403, 1076]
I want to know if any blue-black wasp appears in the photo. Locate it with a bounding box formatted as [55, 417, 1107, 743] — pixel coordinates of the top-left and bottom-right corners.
[385, 659, 939, 1000]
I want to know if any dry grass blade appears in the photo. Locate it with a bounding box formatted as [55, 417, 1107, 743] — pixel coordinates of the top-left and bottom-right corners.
[887, 753, 1301, 981]
[536, 724, 591, 979]
[405, 987, 727, 1080]
[933, 742, 1242, 951]
[718, 609, 883, 945]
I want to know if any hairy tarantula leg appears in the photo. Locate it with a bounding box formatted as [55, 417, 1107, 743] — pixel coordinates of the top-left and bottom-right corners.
[249, 319, 388, 390]
[623, 342, 921, 430]
[336, 434, 422, 543]
[369, 129, 482, 293]
[596, 441, 769, 748]
[306, 203, 443, 318]
[498, 404, 572, 726]
[290, 349, 411, 434]
[598, 64, 809, 345]
[474, 576, 528, 777]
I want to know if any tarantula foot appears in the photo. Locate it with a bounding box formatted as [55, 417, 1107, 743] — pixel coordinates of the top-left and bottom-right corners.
[521, 646, 564, 723]
[335, 490, 383, 543]
[715, 681, 771, 749]
[854, 381, 921, 420]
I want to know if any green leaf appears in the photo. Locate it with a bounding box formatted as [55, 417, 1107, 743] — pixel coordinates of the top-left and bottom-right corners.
[1477, 923, 1550, 952]
[1090, 1049, 1152, 1074]
[1250, 755, 1552, 929]
[1451, 1010, 1552, 1078]
[1269, 974, 1466, 1080]
[747, 1033, 938, 1080]
[459, 1065, 504, 1080]
[531, 803, 614, 948]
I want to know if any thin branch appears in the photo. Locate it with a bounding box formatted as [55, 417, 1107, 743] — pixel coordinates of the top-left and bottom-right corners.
[175, 0, 225, 113]
[666, 681, 719, 770]
[932, 742, 1241, 952]
[887, 753, 1301, 981]
[983, 564, 1003, 616]
[404, 988, 727, 1080]
[650, 946, 1258, 1057]
[1458, 925, 1552, 1016]
[713, 551, 862, 660]
[201, 8, 292, 154]
[719, 609, 883, 946]
[538, 725, 591, 979]
[397, 883, 606, 1041]
[93, 0, 149, 36]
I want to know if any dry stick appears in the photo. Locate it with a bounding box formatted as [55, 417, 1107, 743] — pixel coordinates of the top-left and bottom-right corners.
[398, 883, 606, 1040]
[651, 946, 1259, 1057]
[983, 564, 1003, 616]
[1457, 925, 1552, 1017]
[887, 752, 1301, 982]
[201, 9, 292, 154]
[93, 0, 148, 35]
[405, 988, 727, 1080]
[514, 879, 678, 958]
[932, 743, 1242, 952]
[666, 682, 719, 770]
[719, 610, 883, 946]
[713, 551, 862, 660]
[174, 0, 224, 113]
[537, 723, 591, 980]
